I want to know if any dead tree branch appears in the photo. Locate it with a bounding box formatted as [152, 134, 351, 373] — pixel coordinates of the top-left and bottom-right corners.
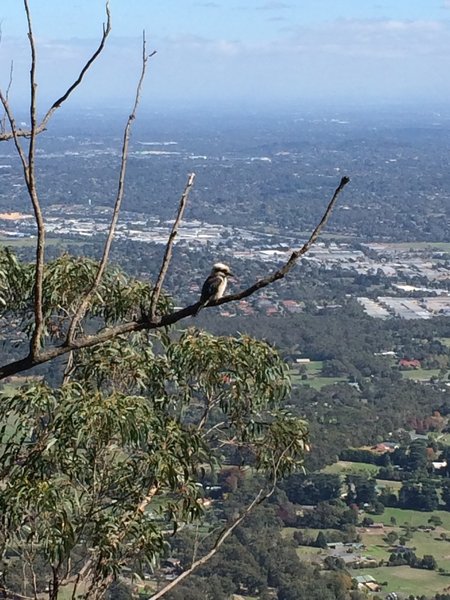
[149, 440, 295, 600]
[149, 172, 196, 318]
[0, 1, 46, 357]
[23, 0, 45, 357]
[215, 174, 350, 304]
[0, 3, 112, 142]
[66, 36, 155, 344]
[0, 176, 349, 380]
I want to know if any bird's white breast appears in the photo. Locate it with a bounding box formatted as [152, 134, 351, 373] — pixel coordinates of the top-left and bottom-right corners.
[214, 275, 227, 299]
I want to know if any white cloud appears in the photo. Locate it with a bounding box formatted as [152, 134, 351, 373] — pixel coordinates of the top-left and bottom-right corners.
[2, 17, 450, 108]
[284, 19, 450, 60]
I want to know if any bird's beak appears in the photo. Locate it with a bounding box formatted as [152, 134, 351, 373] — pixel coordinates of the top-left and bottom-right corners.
[228, 271, 235, 278]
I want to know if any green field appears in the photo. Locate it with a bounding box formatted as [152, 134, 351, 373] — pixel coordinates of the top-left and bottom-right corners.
[282, 502, 450, 596]
[437, 433, 450, 446]
[360, 528, 450, 566]
[365, 507, 450, 530]
[291, 361, 347, 390]
[353, 565, 450, 596]
[322, 460, 379, 477]
[402, 368, 441, 381]
[387, 242, 450, 253]
[376, 479, 402, 493]
[291, 359, 444, 389]
[0, 236, 82, 248]
[358, 506, 450, 595]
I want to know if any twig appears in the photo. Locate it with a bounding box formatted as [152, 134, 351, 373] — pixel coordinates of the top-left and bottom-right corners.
[0, 61, 13, 134]
[197, 393, 219, 431]
[204, 420, 227, 437]
[0, 3, 112, 142]
[0, 93, 29, 176]
[136, 484, 159, 515]
[70, 573, 81, 600]
[0, 176, 349, 380]
[62, 351, 75, 384]
[149, 173, 196, 318]
[66, 36, 155, 344]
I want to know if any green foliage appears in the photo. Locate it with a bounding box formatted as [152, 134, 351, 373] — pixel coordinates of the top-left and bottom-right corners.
[282, 472, 342, 505]
[398, 480, 439, 512]
[0, 297, 308, 597]
[0, 246, 32, 310]
[0, 251, 171, 338]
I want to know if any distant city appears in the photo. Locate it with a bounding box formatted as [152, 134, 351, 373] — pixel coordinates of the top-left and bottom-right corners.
[1, 107, 449, 319]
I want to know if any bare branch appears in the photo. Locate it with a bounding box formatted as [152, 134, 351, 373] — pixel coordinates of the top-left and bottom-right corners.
[0, 3, 46, 358]
[197, 393, 220, 431]
[214, 175, 350, 305]
[66, 36, 155, 344]
[0, 3, 112, 142]
[62, 351, 75, 384]
[40, 2, 111, 122]
[0, 91, 29, 174]
[136, 484, 159, 515]
[149, 172, 196, 318]
[0, 176, 349, 380]
[0, 61, 14, 135]
[23, 0, 46, 357]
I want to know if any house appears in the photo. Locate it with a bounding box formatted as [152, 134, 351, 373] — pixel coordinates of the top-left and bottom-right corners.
[354, 575, 381, 593]
[398, 358, 421, 369]
[432, 460, 447, 471]
[371, 442, 397, 454]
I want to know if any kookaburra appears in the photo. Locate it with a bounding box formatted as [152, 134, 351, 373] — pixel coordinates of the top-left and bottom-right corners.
[194, 263, 233, 315]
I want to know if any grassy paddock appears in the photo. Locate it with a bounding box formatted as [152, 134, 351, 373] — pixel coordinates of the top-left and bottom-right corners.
[401, 368, 441, 381]
[366, 507, 450, 530]
[290, 361, 349, 390]
[352, 565, 449, 596]
[360, 528, 450, 569]
[296, 546, 326, 563]
[437, 433, 450, 446]
[376, 479, 402, 493]
[322, 460, 379, 477]
[0, 236, 83, 248]
[386, 242, 450, 253]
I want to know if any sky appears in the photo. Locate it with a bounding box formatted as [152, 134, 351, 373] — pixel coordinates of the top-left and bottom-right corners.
[1, 0, 450, 111]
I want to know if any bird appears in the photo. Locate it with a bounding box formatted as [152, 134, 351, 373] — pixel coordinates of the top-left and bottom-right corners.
[194, 263, 233, 315]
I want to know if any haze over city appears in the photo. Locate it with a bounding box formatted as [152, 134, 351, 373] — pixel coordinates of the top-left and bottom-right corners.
[1, 0, 450, 110]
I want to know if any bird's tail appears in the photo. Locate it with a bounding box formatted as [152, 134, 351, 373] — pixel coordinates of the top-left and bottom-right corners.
[193, 301, 207, 317]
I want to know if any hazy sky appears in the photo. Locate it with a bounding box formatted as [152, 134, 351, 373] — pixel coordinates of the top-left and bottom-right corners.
[1, 0, 450, 111]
